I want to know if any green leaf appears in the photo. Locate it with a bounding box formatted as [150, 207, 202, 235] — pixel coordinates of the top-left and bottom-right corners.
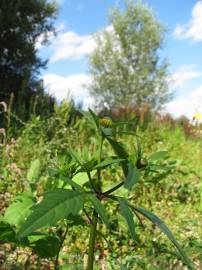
[124, 163, 140, 189]
[87, 195, 109, 227]
[17, 189, 84, 238]
[27, 159, 41, 183]
[4, 193, 35, 227]
[72, 172, 89, 186]
[31, 236, 60, 258]
[63, 177, 84, 191]
[149, 151, 168, 162]
[118, 198, 139, 244]
[88, 109, 99, 128]
[94, 157, 125, 170]
[72, 171, 96, 186]
[131, 205, 194, 270]
[69, 147, 84, 167]
[0, 221, 16, 243]
[106, 137, 129, 176]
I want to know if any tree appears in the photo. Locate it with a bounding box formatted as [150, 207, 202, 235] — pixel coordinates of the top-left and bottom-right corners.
[0, 0, 57, 119]
[88, 1, 171, 110]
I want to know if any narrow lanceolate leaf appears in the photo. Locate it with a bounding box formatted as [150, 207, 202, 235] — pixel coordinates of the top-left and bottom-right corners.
[118, 198, 139, 244]
[87, 195, 109, 228]
[106, 137, 129, 176]
[131, 205, 194, 270]
[94, 157, 125, 170]
[17, 189, 84, 239]
[88, 109, 99, 128]
[124, 163, 140, 190]
[4, 193, 35, 227]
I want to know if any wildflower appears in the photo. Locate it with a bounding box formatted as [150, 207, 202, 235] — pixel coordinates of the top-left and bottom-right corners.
[193, 112, 202, 121]
[99, 118, 112, 127]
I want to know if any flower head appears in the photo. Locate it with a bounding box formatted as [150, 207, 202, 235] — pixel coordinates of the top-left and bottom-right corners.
[99, 118, 112, 127]
[193, 112, 202, 121]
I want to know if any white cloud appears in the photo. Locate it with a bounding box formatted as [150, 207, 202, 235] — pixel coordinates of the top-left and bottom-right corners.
[49, 31, 96, 63]
[169, 65, 202, 88]
[173, 1, 202, 42]
[35, 22, 66, 50]
[43, 73, 94, 109]
[166, 85, 202, 119]
[191, 85, 202, 98]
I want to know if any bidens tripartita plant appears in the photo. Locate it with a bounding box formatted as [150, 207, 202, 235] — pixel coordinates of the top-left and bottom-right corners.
[1, 110, 194, 270]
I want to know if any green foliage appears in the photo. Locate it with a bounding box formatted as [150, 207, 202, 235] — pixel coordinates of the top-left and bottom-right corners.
[3, 193, 35, 227]
[124, 163, 140, 189]
[118, 197, 139, 243]
[88, 0, 171, 109]
[27, 159, 41, 183]
[31, 235, 60, 258]
[1, 106, 201, 269]
[17, 190, 85, 238]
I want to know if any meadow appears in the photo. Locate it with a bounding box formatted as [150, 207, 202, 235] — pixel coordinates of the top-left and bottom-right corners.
[0, 102, 201, 270]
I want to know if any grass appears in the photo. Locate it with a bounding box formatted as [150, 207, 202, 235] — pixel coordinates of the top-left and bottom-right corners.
[0, 103, 201, 269]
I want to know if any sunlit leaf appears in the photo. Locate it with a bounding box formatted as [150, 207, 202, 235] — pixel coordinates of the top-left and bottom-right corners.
[149, 151, 168, 162]
[4, 193, 35, 227]
[27, 159, 41, 183]
[17, 189, 84, 238]
[131, 205, 194, 270]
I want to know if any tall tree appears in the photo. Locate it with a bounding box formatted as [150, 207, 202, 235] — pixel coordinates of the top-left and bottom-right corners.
[0, 0, 57, 119]
[88, 0, 172, 110]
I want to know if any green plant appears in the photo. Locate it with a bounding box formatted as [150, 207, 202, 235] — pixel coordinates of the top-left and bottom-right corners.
[1, 110, 195, 270]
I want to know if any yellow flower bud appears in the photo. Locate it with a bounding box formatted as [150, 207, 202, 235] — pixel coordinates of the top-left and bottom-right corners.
[99, 118, 112, 127]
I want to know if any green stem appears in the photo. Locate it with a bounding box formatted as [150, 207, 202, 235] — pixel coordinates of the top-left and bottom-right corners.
[87, 211, 98, 270]
[97, 135, 103, 189]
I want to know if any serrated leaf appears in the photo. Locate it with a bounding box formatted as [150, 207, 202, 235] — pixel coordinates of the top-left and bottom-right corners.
[124, 163, 140, 189]
[27, 159, 41, 183]
[87, 195, 109, 227]
[131, 205, 194, 270]
[149, 151, 168, 162]
[118, 198, 139, 244]
[17, 189, 84, 238]
[4, 193, 35, 227]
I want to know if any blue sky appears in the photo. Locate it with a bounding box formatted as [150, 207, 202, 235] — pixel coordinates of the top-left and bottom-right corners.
[38, 0, 202, 118]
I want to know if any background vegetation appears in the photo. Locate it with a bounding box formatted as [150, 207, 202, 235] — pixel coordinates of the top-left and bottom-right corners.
[0, 1, 201, 269]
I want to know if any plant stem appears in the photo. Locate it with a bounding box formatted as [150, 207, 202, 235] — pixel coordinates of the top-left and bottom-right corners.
[97, 135, 103, 189]
[87, 133, 103, 269]
[54, 225, 68, 270]
[87, 211, 98, 270]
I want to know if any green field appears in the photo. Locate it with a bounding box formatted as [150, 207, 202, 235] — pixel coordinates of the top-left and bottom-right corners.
[0, 103, 201, 269]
